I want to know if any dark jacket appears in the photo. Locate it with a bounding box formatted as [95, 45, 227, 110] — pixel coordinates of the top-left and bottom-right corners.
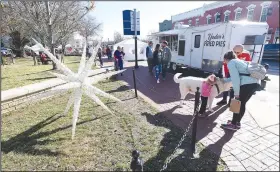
[106, 48, 111, 55]
[162, 46, 171, 64]
[97, 51, 102, 58]
[114, 50, 122, 60]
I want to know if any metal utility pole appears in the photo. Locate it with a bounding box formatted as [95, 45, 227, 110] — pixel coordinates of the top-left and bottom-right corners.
[134, 9, 138, 69]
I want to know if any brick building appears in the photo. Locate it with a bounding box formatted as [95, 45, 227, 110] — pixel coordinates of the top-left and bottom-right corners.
[171, 1, 279, 43]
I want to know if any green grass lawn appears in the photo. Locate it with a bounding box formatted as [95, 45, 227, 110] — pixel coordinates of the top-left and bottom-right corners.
[1, 56, 96, 91]
[1, 79, 228, 171]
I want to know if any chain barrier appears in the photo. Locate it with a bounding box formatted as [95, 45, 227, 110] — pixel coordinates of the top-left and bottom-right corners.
[160, 99, 200, 172]
[121, 69, 201, 171]
[108, 68, 200, 172]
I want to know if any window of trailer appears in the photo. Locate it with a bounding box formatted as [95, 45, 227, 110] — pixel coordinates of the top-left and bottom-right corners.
[194, 35, 201, 48]
[159, 35, 178, 52]
[178, 40, 185, 56]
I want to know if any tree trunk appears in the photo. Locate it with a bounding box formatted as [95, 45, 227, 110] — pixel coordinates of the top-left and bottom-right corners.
[61, 44, 65, 63]
[45, 1, 56, 70]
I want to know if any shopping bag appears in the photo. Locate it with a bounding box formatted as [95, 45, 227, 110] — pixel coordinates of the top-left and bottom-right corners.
[229, 99, 241, 113]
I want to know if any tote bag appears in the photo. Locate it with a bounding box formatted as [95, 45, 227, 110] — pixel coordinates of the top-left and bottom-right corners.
[229, 99, 241, 113]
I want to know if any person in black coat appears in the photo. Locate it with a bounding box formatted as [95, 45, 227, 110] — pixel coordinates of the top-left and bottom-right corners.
[97, 48, 103, 67]
[153, 44, 162, 83]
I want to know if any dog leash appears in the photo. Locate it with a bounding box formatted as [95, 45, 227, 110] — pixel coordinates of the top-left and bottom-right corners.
[214, 84, 220, 95]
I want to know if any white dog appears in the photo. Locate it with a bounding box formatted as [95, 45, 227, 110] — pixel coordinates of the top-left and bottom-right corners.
[174, 73, 232, 111]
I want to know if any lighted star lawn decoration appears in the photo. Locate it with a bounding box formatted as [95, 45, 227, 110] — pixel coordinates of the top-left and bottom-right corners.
[29, 38, 125, 139]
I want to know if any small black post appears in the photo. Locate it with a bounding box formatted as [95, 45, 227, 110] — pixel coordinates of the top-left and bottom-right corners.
[130, 150, 143, 172]
[133, 9, 139, 69]
[191, 87, 200, 156]
[133, 69, 138, 98]
[261, 80, 267, 90]
[263, 63, 270, 81]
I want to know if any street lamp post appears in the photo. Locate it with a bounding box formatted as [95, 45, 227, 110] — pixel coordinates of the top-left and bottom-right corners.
[134, 9, 138, 69]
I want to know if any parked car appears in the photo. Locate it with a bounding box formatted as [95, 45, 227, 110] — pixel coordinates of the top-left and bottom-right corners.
[25, 49, 32, 56]
[1, 47, 13, 57]
[1, 47, 16, 64]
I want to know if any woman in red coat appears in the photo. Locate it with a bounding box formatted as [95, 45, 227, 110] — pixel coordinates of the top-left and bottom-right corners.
[217, 44, 252, 106]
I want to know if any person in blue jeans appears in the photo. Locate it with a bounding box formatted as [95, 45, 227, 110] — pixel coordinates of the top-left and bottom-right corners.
[153, 44, 162, 83]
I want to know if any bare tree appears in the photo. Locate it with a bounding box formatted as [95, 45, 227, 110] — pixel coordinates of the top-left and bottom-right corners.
[145, 29, 158, 42]
[113, 31, 124, 44]
[2, 1, 95, 69]
[80, 17, 102, 42]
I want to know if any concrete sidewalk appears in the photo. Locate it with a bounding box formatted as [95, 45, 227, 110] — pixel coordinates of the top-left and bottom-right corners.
[105, 59, 279, 171]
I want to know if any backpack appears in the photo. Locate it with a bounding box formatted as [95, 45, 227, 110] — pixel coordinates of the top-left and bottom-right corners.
[240, 61, 267, 80]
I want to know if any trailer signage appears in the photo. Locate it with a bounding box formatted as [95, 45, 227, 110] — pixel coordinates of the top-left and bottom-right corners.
[204, 33, 225, 47]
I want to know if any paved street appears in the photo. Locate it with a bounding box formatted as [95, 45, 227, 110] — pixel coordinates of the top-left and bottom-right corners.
[101, 58, 279, 171]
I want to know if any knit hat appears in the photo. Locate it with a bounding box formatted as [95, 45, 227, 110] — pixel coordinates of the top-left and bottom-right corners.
[207, 74, 216, 85]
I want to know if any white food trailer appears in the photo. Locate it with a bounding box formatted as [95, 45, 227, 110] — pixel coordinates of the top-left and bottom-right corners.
[152, 21, 269, 75]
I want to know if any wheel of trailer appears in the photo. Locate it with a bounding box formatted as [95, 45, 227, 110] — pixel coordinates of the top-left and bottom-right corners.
[169, 62, 177, 72]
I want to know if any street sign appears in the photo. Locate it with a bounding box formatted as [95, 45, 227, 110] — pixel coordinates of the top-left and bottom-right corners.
[123, 10, 140, 35]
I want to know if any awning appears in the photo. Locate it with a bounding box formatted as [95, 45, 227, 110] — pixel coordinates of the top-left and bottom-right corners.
[148, 29, 187, 36]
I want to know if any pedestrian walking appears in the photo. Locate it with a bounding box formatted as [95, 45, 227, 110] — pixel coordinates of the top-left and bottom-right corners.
[1, 52, 4, 66]
[88, 45, 94, 59]
[146, 41, 153, 74]
[86, 46, 90, 59]
[102, 47, 106, 57]
[161, 41, 172, 80]
[114, 46, 124, 75]
[221, 51, 260, 130]
[97, 48, 103, 67]
[32, 50, 38, 66]
[121, 47, 125, 60]
[106, 46, 112, 60]
[217, 44, 252, 106]
[153, 44, 162, 83]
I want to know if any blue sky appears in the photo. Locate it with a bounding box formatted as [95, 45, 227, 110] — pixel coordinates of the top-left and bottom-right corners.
[90, 1, 215, 41]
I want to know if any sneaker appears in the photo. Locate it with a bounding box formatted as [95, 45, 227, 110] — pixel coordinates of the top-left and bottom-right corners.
[226, 120, 241, 129]
[162, 77, 166, 81]
[198, 113, 208, 118]
[221, 123, 239, 131]
[216, 100, 227, 106]
[157, 79, 160, 84]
